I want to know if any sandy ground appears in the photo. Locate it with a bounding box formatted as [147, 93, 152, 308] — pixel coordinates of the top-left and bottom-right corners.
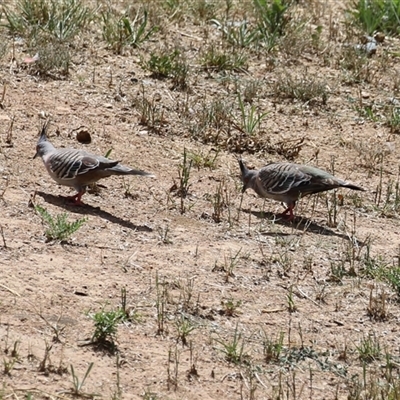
[1, 1, 400, 399]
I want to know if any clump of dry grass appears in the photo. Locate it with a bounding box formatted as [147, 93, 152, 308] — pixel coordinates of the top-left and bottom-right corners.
[273, 70, 329, 105]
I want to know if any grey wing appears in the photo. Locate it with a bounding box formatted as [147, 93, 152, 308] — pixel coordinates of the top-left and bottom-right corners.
[49, 149, 100, 180]
[259, 163, 312, 195]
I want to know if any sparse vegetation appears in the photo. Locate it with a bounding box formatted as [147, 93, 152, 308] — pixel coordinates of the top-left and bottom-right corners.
[141, 48, 189, 90]
[176, 148, 193, 214]
[356, 333, 382, 363]
[201, 44, 248, 72]
[263, 331, 285, 363]
[235, 93, 269, 135]
[386, 267, 400, 297]
[211, 19, 260, 49]
[348, 0, 400, 35]
[210, 179, 230, 223]
[2, 0, 400, 398]
[34, 205, 86, 242]
[174, 314, 197, 346]
[133, 85, 166, 133]
[3, 0, 92, 41]
[187, 148, 219, 170]
[220, 298, 241, 317]
[70, 362, 94, 396]
[90, 307, 125, 352]
[101, 9, 158, 54]
[32, 39, 71, 77]
[214, 324, 248, 364]
[273, 70, 329, 105]
[254, 0, 293, 51]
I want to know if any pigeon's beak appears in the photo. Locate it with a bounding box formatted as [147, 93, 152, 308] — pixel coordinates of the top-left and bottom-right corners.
[242, 185, 246, 193]
[33, 151, 39, 159]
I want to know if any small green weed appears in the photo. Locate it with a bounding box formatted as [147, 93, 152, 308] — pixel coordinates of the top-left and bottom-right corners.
[102, 9, 157, 54]
[386, 267, 400, 297]
[263, 331, 285, 363]
[201, 44, 247, 72]
[90, 307, 125, 352]
[142, 49, 189, 90]
[354, 102, 379, 122]
[143, 49, 178, 78]
[35, 205, 86, 242]
[119, 287, 142, 323]
[177, 148, 193, 214]
[3, 356, 17, 375]
[254, 0, 292, 51]
[3, 0, 91, 41]
[235, 93, 268, 135]
[215, 323, 248, 364]
[286, 286, 297, 313]
[210, 179, 229, 224]
[187, 148, 219, 170]
[133, 86, 165, 133]
[30, 39, 71, 77]
[384, 104, 400, 133]
[274, 70, 329, 105]
[356, 333, 381, 362]
[70, 362, 94, 395]
[211, 19, 260, 48]
[212, 0, 294, 52]
[190, 0, 217, 21]
[220, 298, 241, 317]
[328, 259, 348, 283]
[360, 243, 389, 280]
[348, 0, 400, 35]
[175, 314, 197, 346]
[212, 248, 242, 283]
[190, 99, 232, 140]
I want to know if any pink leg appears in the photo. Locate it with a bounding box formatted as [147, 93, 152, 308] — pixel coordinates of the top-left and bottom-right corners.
[280, 204, 295, 221]
[63, 191, 85, 206]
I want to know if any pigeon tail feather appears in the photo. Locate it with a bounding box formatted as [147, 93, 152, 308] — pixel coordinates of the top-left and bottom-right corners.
[108, 165, 155, 177]
[341, 182, 365, 191]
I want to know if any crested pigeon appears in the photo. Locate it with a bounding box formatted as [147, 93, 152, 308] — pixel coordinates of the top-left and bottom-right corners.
[34, 121, 154, 205]
[238, 158, 365, 220]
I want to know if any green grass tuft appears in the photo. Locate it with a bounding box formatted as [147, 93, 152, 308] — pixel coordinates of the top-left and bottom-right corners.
[35, 205, 86, 242]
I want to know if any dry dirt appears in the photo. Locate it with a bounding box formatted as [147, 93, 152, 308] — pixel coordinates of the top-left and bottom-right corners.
[1, 1, 400, 399]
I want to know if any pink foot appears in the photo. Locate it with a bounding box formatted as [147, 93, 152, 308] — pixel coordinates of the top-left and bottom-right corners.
[62, 191, 85, 206]
[279, 206, 295, 222]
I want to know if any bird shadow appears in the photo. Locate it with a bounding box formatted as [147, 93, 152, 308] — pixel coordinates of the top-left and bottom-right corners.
[242, 208, 364, 244]
[34, 191, 153, 233]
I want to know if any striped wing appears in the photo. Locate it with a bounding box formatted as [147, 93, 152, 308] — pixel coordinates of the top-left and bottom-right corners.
[49, 149, 100, 180]
[259, 163, 312, 195]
